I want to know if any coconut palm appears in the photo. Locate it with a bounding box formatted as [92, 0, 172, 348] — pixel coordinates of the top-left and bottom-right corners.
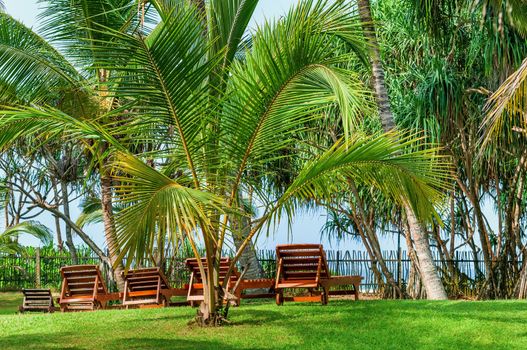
[0, 0, 450, 324]
[382, 0, 527, 298]
[0, 1, 146, 290]
[357, 0, 449, 299]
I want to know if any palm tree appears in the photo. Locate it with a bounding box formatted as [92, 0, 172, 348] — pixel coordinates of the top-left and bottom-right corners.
[0, 0, 450, 325]
[396, 0, 527, 298]
[0, 1, 144, 290]
[357, 0, 448, 299]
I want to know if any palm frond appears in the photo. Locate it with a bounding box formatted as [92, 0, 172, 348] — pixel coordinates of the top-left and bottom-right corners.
[481, 57, 527, 147]
[0, 13, 86, 104]
[221, 2, 371, 195]
[0, 105, 128, 154]
[209, 0, 259, 70]
[38, 0, 140, 68]
[86, 4, 220, 185]
[2, 221, 53, 246]
[76, 209, 104, 228]
[110, 153, 226, 266]
[269, 132, 452, 229]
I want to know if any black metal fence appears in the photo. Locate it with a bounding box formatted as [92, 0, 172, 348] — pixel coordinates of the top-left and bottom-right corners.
[0, 249, 485, 295]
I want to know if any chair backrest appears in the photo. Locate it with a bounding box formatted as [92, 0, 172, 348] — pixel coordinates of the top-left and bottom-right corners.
[60, 265, 107, 297]
[185, 257, 240, 285]
[276, 244, 331, 282]
[124, 267, 170, 292]
[21, 289, 53, 308]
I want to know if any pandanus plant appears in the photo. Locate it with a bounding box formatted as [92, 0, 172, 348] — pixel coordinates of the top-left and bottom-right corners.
[0, 0, 450, 325]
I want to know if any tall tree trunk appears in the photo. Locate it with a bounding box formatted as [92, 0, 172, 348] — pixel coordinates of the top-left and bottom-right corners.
[349, 182, 404, 298]
[51, 178, 63, 251]
[232, 191, 264, 280]
[358, 0, 447, 299]
[232, 216, 265, 280]
[60, 180, 78, 264]
[100, 172, 125, 291]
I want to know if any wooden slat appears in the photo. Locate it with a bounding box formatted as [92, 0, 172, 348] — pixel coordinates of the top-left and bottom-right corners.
[127, 290, 158, 297]
[276, 281, 318, 288]
[60, 276, 97, 283]
[24, 295, 52, 300]
[164, 288, 187, 297]
[239, 279, 274, 289]
[122, 299, 158, 306]
[277, 251, 323, 257]
[61, 265, 98, 273]
[283, 295, 322, 302]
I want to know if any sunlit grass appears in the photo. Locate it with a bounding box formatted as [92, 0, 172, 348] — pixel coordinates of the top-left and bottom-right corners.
[0, 293, 526, 349]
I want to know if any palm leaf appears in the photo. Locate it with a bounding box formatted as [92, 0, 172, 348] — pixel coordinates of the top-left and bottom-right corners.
[110, 153, 226, 266]
[221, 2, 371, 198]
[209, 0, 259, 71]
[269, 132, 452, 229]
[2, 221, 53, 246]
[38, 0, 140, 67]
[85, 4, 220, 185]
[481, 57, 527, 147]
[0, 13, 86, 104]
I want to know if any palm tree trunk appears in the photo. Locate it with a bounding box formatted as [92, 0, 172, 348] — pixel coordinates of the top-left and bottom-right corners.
[357, 0, 395, 132]
[100, 172, 125, 291]
[358, 0, 447, 300]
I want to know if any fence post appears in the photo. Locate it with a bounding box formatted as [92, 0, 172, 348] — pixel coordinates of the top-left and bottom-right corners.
[35, 247, 41, 288]
[397, 230, 402, 288]
[336, 251, 340, 275]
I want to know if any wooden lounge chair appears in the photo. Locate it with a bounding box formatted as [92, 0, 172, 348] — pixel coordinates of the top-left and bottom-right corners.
[58, 265, 116, 312]
[121, 267, 186, 308]
[185, 257, 274, 306]
[274, 244, 362, 305]
[19, 289, 55, 313]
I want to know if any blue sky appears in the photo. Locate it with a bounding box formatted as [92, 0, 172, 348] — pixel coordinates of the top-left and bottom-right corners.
[2, 0, 403, 252]
[5, 0, 297, 30]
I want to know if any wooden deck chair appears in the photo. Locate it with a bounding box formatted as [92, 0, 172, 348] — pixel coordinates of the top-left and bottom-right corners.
[185, 257, 274, 306]
[274, 244, 362, 305]
[19, 289, 55, 313]
[58, 265, 114, 312]
[121, 267, 175, 308]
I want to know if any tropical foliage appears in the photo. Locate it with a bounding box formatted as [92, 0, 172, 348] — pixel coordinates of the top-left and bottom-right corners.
[0, 0, 451, 325]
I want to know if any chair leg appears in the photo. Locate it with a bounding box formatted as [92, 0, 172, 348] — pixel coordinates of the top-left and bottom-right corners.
[276, 290, 284, 306]
[321, 288, 329, 305]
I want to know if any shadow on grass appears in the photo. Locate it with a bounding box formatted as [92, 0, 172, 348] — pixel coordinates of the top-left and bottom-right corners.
[0, 333, 259, 350]
[109, 337, 265, 350]
[0, 332, 85, 350]
[230, 308, 285, 326]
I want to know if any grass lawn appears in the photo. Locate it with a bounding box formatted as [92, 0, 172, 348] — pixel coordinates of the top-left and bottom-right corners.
[0, 293, 526, 350]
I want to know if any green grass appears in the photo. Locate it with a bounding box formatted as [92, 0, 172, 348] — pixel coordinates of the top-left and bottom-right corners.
[0, 292, 22, 315]
[1, 293, 527, 349]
